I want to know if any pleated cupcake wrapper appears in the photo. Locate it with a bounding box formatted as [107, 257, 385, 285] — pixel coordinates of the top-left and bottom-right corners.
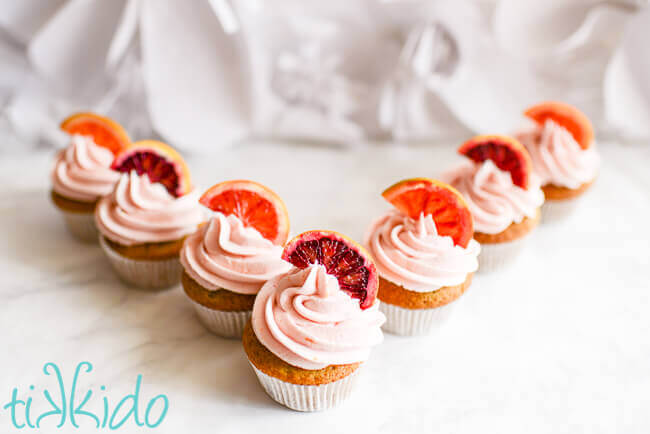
[541, 198, 580, 224]
[61, 211, 98, 243]
[478, 237, 527, 273]
[188, 299, 250, 339]
[99, 236, 182, 290]
[250, 363, 361, 412]
[380, 301, 456, 336]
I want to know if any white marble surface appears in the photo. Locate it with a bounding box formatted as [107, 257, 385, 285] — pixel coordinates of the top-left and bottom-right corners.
[1, 141, 650, 433]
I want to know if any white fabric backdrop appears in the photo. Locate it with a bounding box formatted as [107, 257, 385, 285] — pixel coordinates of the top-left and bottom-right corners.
[0, 0, 648, 152]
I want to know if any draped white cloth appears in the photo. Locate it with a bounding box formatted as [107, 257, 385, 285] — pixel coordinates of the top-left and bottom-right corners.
[0, 0, 648, 151]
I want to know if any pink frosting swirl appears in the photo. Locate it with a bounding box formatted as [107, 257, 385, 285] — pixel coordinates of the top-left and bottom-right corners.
[51, 135, 120, 202]
[180, 213, 292, 294]
[252, 265, 385, 370]
[95, 171, 203, 245]
[365, 211, 479, 292]
[516, 119, 600, 189]
[441, 160, 544, 235]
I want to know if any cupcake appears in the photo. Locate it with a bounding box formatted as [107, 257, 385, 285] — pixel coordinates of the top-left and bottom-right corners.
[180, 180, 292, 338]
[441, 135, 544, 272]
[51, 113, 129, 242]
[515, 101, 600, 222]
[365, 178, 480, 336]
[95, 140, 203, 289]
[244, 230, 385, 412]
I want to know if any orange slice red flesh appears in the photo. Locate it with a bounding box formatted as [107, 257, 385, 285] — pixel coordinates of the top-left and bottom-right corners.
[282, 230, 378, 309]
[60, 112, 130, 156]
[458, 135, 533, 190]
[199, 180, 290, 245]
[382, 178, 473, 248]
[524, 101, 594, 149]
[111, 140, 192, 197]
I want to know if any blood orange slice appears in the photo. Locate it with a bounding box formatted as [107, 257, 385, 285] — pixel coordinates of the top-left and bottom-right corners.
[458, 135, 532, 190]
[111, 140, 192, 197]
[61, 112, 130, 156]
[524, 101, 594, 149]
[199, 180, 290, 245]
[282, 231, 378, 309]
[382, 178, 473, 248]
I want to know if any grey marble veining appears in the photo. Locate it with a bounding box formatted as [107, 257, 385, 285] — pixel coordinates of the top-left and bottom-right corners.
[1, 141, 649, 433]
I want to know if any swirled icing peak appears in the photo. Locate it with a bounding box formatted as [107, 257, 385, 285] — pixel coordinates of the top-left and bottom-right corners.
[51, 135, 120, 202]
[365, 211, 479, 292]
[252, 264, 385, 370]
[95, 171, 203, 245]
[517, 119, 600, 189]
[180, 213, 292, 294]
[441, 160, 544, 235]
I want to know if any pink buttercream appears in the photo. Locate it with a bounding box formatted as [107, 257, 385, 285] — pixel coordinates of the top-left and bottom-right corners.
[365, 211, 479, 292]
[51, 135, 120, 202]
[95, 171, 203, 245]
[441, 160, 544, 235]
[252, 265, 385, 370]
[516, 119, 600, 189]
[180, 213, 291, 294]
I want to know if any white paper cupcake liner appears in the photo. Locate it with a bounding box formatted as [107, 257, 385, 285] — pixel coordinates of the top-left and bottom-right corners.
[99, 236, 182, 289]
[250, 363, 361, 412]
[478, 237, 527, 273]
[541, 198, 580, 223]
[188, 299, 250, 339]
[61, 211, 98, 243]
[380, 301, 455, 336]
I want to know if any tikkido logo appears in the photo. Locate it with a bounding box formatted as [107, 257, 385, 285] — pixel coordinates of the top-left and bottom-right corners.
[1, 362, 169, 430]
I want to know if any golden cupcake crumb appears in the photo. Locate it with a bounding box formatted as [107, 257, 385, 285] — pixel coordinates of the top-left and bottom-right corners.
[542, 179, 595, 201]
[242, 321, 360, 386]
[182, 271, 255, 311]
[51, 190, 97, 213]
[377, 274, 472, 310]
[103, 236, 186, 260]
[474, 208, 540, 244]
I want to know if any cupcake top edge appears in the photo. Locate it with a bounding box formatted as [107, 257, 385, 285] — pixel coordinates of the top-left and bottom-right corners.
[95, 171, 203, 246]
[251, 264, 385, 371]
[365, 210, 480, 292]
[51, 135, 120, 203]
[180, 213, 292, 295]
